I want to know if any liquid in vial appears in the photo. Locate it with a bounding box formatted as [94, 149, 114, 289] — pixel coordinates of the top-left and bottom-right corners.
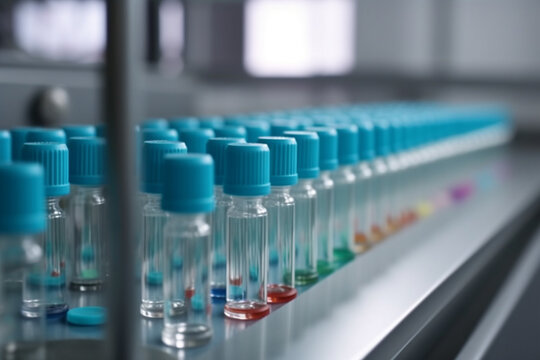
[283, 131, 319, 285]
[140, 140, 187, 318]
[161, 154, 214, 348]
[259, 137, 298, 303]
[223, 143, 271, 320]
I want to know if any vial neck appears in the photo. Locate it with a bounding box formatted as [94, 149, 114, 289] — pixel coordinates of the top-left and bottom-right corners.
[170, 213, 207, 225]
[297, 178, 313, 187]
[145, 193, 161, 206]
[231, 196, 264, 208]
[46, 196, 61, 210]
[73, 184, 103, 194]
[271, 186, 291, 195]
[214, 185, 225, 197]
[319, 170, 332, 180]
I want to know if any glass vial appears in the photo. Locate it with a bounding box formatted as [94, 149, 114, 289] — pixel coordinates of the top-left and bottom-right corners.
[22, 142, 70, 318]
[284, 131, 319, 286]
[0, 130, 11, 164]
[371, 121, 391, 242]
[332, 125, 358, 264]
[140, 140, 187, 318]
[0, 163, 46, 358]
[67, 137, 107, 291]
[353, 121, 375, 252]
[161, 154, 215, 348]
[306, 127, 338, 275]
[259, 137, 298, 303]
[206, 137, 245, 299]
[223, 143, 271, 320]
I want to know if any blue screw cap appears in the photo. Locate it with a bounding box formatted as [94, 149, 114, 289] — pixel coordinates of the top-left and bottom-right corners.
[142, 118, 169, 130]
[270, 120, 298, 136]
[67, 306, 107, 326]
[95, 124, 106, 137]
[141, 128, 178, 142]
[374, 121, 390, 157]
[335, 124, 359, 165]
[26, 128, 66, 144]
[0, 163, 46, 234]
[68, 137, 107, 186]
[142, 140, 187, 193]
[206, 137, 245, 186]
[198, 116, 224, 130]
[180, 128, 215, 154]
[0, 130, 11, 164]
[356, 121, 375, 161]
[305, 127, 338, 171]
[22, 142, 70, 197]
[389, 120, 403, 154]
[224, 143, 271, 196]
[162, 154, 215, 213]
[10, 127, 33, 161]
[63, 125, 96, 139]
[214, 126, 247, 139]
[258, 137, 298, 186]
[169, 117, 199, 133]
[244, 121, 270, 142]
[283, 131, 319, 179]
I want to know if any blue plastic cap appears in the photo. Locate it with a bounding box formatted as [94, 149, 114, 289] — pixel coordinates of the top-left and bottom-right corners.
[334, 124, 359, 165]
[244, 121, 271, 142]
[283, 131, 319, 179]
[214, 126, 247, 139]
[22, 142, 70, 197]
[68, 137, 107, 186]
[180, 128, 215, 154]
[63, 125, 96, 139]
[141, 128, 178, 142]
[390, 120, 403, 153]
[374, 121, 391, 157]
[305, 127, 338, 171]
[206, 137, 245, 186]
[10, 127, 33, 161]
[0, 163, 46, 234]
[198, 116, 224, 129]
[169, 117, 199, 133]
[142, 140, 187, 194]
[356, 121, 375, 161]
[142, 118, 169, 130]
[258, 137, 298, 186]
[162, 154, 215, 213]
[26, 128, 66, 144]
[270, 120, 298, 136]
[67, 306, 107, 326]
[224, 143, 271, 196]
[0, 130, 11, 164]
[95, 124, 106, 137]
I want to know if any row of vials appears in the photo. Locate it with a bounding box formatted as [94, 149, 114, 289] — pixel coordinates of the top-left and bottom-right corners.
[0, 103, 511, 352]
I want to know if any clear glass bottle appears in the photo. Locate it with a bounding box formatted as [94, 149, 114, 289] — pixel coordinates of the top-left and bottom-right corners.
[371, 121, 391, 242]
[161, 153, 215, 348]
[140, 140, 187, 318]
[22, 142, 70, 318]
[223, 143, 271, 320]
[206, 137, 245, 300]
[0, 163, 46, 358]
[332, 125, 358, 263]
[354, 161, 373, 252]
[259, 136, 298, 303]
[284, 131, 319, 285]
[305, 127, 337, 275]
[69, 186, 106, 291]
[313, 171, 335, 274]
[67, 137, 107, 292]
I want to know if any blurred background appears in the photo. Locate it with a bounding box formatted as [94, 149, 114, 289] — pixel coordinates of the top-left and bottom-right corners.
[0, 0, 539, 133]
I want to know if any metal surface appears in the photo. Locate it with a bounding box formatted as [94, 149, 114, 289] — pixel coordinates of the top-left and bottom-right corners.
[23, 147, 540, 359]
[104, 0, 144, 358]
[457, 215, 540, 360]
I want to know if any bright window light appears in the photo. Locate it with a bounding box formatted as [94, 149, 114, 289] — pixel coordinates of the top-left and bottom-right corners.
[244, 0, 355, 77]
[13, 0, 105, 62]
